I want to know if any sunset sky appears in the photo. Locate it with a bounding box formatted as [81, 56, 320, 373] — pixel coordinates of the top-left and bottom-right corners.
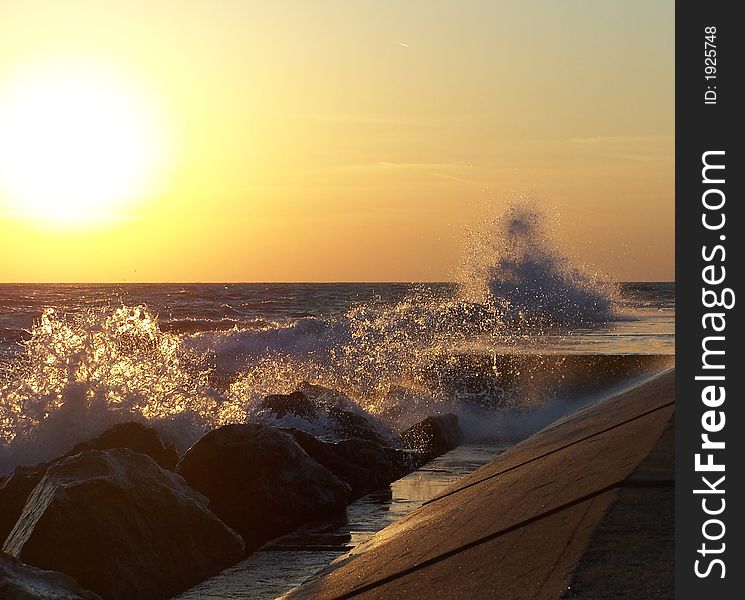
[0, 0, 673, 282]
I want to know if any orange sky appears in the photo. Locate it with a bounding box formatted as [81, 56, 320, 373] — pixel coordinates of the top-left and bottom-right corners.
[0, 1, 673, 282]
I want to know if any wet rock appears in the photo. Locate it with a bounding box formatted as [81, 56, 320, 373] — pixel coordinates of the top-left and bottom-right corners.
[65, 422, 179, 470]
[327, 406, 389, 445]
[3, 449, 244, 600]
[0, 464, 49, 545]
[401, 413, 462, 466]
[259, 386, 393, 445]
[0, 552, 101, 600]
[260, 391, 318, 420]
[287, 429, 415, 498]
[298, 383, 392, 444]
[384, 447, 418, 479]
[1, 423, 179, 544]
[176, 424, 350, 550]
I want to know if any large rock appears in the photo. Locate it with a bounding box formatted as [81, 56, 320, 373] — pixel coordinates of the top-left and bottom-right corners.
[65, 422, 178, 470]
[260, 387, 392, 445]
[0, 423, 178, 544]
[0, 552, 101, 600]
[401, 413, 462, 466]
[286, 429, 414, 498]
[301, 383, 392, 445]
[0, 463, 50, 547]
[3, 449, 244, 600]
[327, 406, 389, 445]
[176, 424, 350, 549]
[261, 391, 318, 420]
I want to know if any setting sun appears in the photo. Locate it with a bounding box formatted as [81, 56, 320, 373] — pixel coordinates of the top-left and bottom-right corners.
[0, 1, 672, 282]
[0, 66, 166, 226]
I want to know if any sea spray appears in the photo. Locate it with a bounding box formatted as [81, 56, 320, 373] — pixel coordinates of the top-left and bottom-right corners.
[0, 205, 624, 473]
[488, 203, 616, 325]
[0, 306, 222, 471]
[469, 203, 618, 325]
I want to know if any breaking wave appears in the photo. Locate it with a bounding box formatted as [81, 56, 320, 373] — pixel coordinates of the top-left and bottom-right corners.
[474, 203, 617, 324]
[0, 204, 625, 473]
[0, 307, 223, 470]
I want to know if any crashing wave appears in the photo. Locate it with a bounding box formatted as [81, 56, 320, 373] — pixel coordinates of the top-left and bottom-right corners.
[0, 204, 622, 473]
[483, 204, 617, 325]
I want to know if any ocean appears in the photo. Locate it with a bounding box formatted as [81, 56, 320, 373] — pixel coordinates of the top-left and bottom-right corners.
[0, 212, 670, 472]
[0, 280, 673, 473]
[0, 275, 674, 597]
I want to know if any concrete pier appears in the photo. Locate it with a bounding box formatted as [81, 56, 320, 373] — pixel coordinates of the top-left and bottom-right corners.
[285, 369, 675, 600]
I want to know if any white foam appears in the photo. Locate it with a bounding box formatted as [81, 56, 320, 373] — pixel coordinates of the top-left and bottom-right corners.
[0, 205, 622, 474]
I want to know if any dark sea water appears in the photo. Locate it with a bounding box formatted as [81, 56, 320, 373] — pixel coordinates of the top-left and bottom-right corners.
[0, 281, 673, 361]
[0, 280, 673, 468]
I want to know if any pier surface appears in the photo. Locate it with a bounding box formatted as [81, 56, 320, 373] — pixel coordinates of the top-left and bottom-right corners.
[285, 369, 675, 600]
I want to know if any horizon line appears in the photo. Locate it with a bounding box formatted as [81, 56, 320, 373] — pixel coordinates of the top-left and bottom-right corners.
[0, 280, 676, 285]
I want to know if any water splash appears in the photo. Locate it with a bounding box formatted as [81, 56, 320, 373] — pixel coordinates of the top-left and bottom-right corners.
[0, 204, 623, 473]
[473, 203, 617, 325]
[0, 306, 222, 470]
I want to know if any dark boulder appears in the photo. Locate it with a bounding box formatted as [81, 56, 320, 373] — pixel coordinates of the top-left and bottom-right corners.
[260, 387, 393, 445]
[327, 406, 389, 445]
[1, 423, 179, 544]
[65, 422, 178, 470]
[260, 391, 318, 420]
[401, 413, 462, 466]
[3, 449, 244, 600]
[300, 383, 392, 445]
[287, 429, 415, 498]
[176, 424, 350, 550]
[383, 447, 418, 480]
[0, 464, 49, 545]
[0, 552, 101, 600]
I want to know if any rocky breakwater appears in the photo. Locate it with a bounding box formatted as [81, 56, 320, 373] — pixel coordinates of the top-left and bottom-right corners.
[1, 551, 102, 600]
[176, 424, 352, 552]
[176, 388, 465, 550]
[0, 386, 464, 599]
[256, 387, 463, 497]
[3, 449, 244, 600]
[284, 430, 413, 499]
[0, 421, 181, 545]
[401, 414, 462, 466]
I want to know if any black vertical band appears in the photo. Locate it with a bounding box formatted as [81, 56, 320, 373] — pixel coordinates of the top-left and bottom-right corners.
[676, 1, 743, 597]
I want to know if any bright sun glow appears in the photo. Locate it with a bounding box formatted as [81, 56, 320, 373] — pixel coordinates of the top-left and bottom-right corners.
[0, 67, 167, 226]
